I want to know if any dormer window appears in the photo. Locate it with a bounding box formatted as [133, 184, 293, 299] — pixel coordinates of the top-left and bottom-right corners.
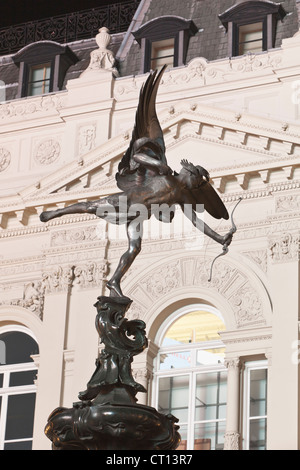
[13, 41, 78, 98]
[133, 16, 198, 73]
[219, 1, 286, 58]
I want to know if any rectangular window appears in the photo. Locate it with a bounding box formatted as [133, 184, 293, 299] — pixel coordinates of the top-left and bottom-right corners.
[238, 22, 263, 55]
[27, 63, 51, 96]
[0, 363, 37, 450]
[150, 38, 175, 70]
[243, 361, 268, 450]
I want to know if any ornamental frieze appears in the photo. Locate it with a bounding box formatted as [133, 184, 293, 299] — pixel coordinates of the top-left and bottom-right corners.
[128, 255, 268, 329]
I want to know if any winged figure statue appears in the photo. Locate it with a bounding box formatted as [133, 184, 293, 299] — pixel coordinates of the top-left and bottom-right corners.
[40, 66, 233, 297]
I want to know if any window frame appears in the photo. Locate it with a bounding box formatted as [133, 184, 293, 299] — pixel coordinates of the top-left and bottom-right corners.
[0, 326, 38, 450]
[13, 41, 78, 98]
[218, 0, 286, 58]
[27, 62, 53, 97]
[133, 16, 198, 73]
[242, 360, 268, 450]
[152, 304, 227, 450]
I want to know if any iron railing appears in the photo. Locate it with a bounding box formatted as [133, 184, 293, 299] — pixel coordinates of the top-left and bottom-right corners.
[0, 0, 140, 55]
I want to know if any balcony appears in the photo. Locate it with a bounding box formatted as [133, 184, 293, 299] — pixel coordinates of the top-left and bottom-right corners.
[0, 0, 140, 55]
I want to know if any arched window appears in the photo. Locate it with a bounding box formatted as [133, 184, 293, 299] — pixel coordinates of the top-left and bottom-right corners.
[153, 305, 227, 450]
[0, 326, 39, 450]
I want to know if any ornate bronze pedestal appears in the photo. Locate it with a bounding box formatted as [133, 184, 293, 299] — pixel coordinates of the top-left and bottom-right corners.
[44, 296, 180, 450]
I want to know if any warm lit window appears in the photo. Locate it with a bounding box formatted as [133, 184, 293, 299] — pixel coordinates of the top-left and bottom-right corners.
[154, 306, 227, 450]
[243, 361, 268, 450]
[238, 22, 263, 55]
[0, 328, 39, 450]
[28, 63, 51, 96]
[150, 38, 175, 70]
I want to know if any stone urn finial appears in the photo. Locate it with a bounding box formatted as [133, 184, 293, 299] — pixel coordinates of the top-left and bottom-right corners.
[81, 27, 119, 78]
[96, 27, 111, 50]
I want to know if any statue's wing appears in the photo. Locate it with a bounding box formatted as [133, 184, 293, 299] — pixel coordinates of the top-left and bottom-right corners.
[188, 182, 229, 220]
[116, 66, 167, 191]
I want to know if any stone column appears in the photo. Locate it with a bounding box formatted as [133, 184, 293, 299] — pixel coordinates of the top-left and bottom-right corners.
[224, 357, 241, 450]
[32, 265, 73, 450]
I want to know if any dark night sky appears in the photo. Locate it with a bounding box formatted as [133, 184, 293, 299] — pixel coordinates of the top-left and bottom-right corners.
[1, 0, 129, 28]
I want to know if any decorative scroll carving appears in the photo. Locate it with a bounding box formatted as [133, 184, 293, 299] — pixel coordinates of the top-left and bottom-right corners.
[0, 94, 65, 120]
[131, 256, 267, 328]
[0, 281, 45, 320]
[50, 225, 100, 247]
[142, 261, 181, 298]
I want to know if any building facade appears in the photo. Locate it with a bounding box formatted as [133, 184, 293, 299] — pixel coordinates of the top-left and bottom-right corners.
[0, 0, 299, 450]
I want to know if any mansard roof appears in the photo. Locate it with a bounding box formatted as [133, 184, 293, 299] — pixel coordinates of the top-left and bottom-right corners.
[1, 0, 299, 99]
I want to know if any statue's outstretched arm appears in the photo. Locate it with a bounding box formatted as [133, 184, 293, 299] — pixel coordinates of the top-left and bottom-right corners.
[182, 205, 233, 246]
[133, 153, 172, 175]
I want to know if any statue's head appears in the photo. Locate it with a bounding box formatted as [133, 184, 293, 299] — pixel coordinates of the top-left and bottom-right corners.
[178, 159, 210, 189]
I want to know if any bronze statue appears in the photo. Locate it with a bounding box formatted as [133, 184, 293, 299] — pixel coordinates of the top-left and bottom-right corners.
[40, 66, 233, 298]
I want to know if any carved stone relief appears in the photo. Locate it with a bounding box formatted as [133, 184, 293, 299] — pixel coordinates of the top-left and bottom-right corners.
[269, 231, 299, 263]
[42, 261, 108, 294]
[0, 94, 66, 121]
[34, 139, 60, 165]
[73, 261, 108, 290]
[78, 124, 96, 156]
[0, 281, 45, 320]
[0, 147, 11, 172]
[50, 225, 100, 247]
[129, 256, 267, 329]
[242, 250, 267, 273]
[276, 195, 300, 212]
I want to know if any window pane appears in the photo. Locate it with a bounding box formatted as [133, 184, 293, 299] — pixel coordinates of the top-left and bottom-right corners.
[151, 38, 174, 70]
[4, 440, 33, 450]
[239, 22, 263, 55]
[0, 332, 38, 365]
[249, 418, 267, 450]
[9, 370, 37, 387]
[196, 347, 225, 366]
[28, 64, 51, 96]
[5, 393, 36, 440]
[162, 310, 225, 345]
[158, 375, 189, 422]
[250, 369, 267, 417]
[195, 372, 227, 422]
[194, 421, 226, 450]
[0, 374, 3, 388]
[159, 351, 191, 370]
